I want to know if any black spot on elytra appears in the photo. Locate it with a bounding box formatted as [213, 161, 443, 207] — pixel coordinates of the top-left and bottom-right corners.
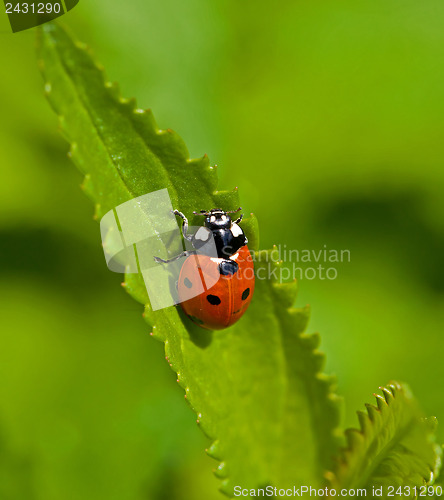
[184, 277, 192, 288]
[241, 288, 250, 300]
[206, 294, 221, 306]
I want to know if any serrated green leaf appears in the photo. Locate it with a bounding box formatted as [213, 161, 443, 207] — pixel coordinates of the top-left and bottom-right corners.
[328, 382, 442, 497]
[37, 23, 342, 495]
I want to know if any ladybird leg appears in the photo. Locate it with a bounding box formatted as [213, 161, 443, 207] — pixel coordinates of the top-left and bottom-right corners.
[153, 250, 195, 264]
[227, 207, 242, 214]
[172, 209, 192, 241]
[234, 213, 243, 224]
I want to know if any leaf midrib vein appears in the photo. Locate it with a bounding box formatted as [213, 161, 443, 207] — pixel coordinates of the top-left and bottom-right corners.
[48, 30, 180, 206]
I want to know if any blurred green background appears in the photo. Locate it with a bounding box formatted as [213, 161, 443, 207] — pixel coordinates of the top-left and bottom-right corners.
[1, 0, 444, 498]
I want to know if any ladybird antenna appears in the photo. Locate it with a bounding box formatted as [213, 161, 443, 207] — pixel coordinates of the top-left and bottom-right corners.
[193, 210, 210, 216]
[226, 207, 242, 214]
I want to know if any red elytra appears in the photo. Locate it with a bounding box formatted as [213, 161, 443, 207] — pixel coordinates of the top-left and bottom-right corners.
[178, 245, 255, 330]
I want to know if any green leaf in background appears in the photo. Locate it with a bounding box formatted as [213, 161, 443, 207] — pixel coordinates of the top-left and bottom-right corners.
[37, 22, 342, 495]
[328, 382, 442, 496]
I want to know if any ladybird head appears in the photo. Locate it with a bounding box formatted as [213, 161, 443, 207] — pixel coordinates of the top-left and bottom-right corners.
[193, 207, 242, 230]
[204, 209, 232, 229]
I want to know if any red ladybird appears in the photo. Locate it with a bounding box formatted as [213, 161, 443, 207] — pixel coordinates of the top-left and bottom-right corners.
[155, 208, 255, 330]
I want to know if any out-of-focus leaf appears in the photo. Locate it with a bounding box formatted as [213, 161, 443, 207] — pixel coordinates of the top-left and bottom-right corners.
[328, 382, 442, 497]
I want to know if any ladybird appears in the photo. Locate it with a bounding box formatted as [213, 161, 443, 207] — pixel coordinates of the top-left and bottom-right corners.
[154, 207, 255, 330]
